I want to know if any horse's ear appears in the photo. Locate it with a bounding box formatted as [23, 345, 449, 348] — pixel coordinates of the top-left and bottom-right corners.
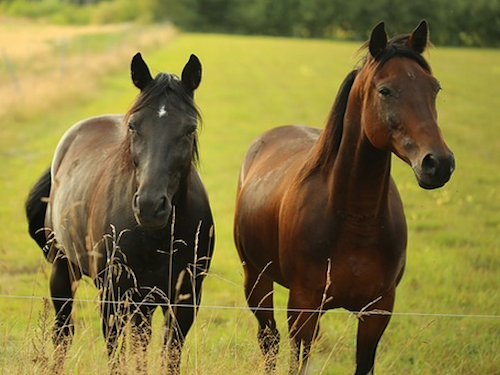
[369, 22, 388, 59]
[131, 52, 153, 91]
[406, 20, 429, 54]
[182, 54, 202, 92]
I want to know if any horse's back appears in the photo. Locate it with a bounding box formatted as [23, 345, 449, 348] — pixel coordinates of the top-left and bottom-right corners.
[239, 125, 319, 184]
[238, 125, 320, 211]
[51, 114, 124, 178]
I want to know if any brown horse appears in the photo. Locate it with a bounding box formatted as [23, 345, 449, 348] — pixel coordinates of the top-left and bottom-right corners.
[234, 21, 454, 374]
[26, 53, 214, 374]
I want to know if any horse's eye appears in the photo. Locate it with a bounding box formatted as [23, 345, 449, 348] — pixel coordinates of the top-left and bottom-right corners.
[128, 123, 137, 134]
[186, 125, 197, 136]
[378, 86, 392, 97]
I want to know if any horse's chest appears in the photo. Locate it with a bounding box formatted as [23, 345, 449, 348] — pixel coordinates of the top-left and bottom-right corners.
[328, 237, 405, 306]
[94, 229, 191, 286]
[317, 218, 405, 301]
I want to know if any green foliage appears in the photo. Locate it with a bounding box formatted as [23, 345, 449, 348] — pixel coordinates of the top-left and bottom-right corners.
[165, 0, 500, 47]
[0, 0, 82, 23]
[0, 0, 170, 24]
[90, 0, 146, 24]
[1, 0, 499, 46]
[0, 0, 87, 24]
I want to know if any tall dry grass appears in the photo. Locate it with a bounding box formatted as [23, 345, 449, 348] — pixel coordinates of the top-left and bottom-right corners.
[0, 18, 176, 123]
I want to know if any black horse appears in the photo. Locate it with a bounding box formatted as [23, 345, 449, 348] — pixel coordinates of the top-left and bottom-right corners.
[26, 53, 214, 374]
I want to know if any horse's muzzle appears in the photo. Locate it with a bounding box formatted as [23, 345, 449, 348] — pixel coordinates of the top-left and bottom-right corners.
[414, 151, 455, 189]
[132, 192, 171, 229]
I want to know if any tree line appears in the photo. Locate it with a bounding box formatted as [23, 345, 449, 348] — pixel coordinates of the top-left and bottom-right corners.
[164, 0, 499, 47]
[1, 0, 499, 47]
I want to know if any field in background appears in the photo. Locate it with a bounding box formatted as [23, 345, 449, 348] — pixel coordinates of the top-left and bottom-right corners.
[0, 17, 176, 121]
[0, 20, 499, 374]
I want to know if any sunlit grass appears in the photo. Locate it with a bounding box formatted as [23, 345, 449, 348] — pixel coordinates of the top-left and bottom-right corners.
[0, 23, 499, 374]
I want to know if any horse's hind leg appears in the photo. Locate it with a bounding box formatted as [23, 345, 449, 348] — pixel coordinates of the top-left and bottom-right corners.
[50, 254, 81, 367]
[243, 261, 280, 372]
[99, 284, 133, 374]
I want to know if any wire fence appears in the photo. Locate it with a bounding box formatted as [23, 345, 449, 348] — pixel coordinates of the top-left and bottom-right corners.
[1, 293, 499, 320]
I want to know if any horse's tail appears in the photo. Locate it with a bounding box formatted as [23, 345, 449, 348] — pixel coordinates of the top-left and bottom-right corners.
[25, 168, 51, 259]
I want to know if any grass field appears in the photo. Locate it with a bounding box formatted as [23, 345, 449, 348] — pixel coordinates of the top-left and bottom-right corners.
[0, 21, 499, 374]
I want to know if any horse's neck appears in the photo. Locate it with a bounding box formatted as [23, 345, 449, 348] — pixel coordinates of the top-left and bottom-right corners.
[327, 97, 392, 219]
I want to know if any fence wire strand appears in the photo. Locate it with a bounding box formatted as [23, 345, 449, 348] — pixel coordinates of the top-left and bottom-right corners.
[1, 293, 499, 320]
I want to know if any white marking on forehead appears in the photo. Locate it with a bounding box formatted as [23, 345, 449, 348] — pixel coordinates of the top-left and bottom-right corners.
[158, 105, 168, 118]
[407, 71, 416, 80]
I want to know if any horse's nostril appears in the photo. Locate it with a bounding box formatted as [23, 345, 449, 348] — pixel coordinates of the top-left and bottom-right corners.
[155, 196, 168, 215]
[422, 154, 439, 177]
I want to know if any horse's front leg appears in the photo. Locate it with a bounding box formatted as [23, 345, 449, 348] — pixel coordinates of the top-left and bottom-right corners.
[354, 290, 395, 375]
[162, 303, 195, 374]
[99, 284, 156, 375]
[99, 286, 127, 374]
[161, 269, 202, 375]
[129, 303, 156, 375]
[98, 281, 135, 374]
[287, 287, 323, 375]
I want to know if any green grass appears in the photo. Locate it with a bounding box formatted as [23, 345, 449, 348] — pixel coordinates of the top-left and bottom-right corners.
[1, 29, 500, 374]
